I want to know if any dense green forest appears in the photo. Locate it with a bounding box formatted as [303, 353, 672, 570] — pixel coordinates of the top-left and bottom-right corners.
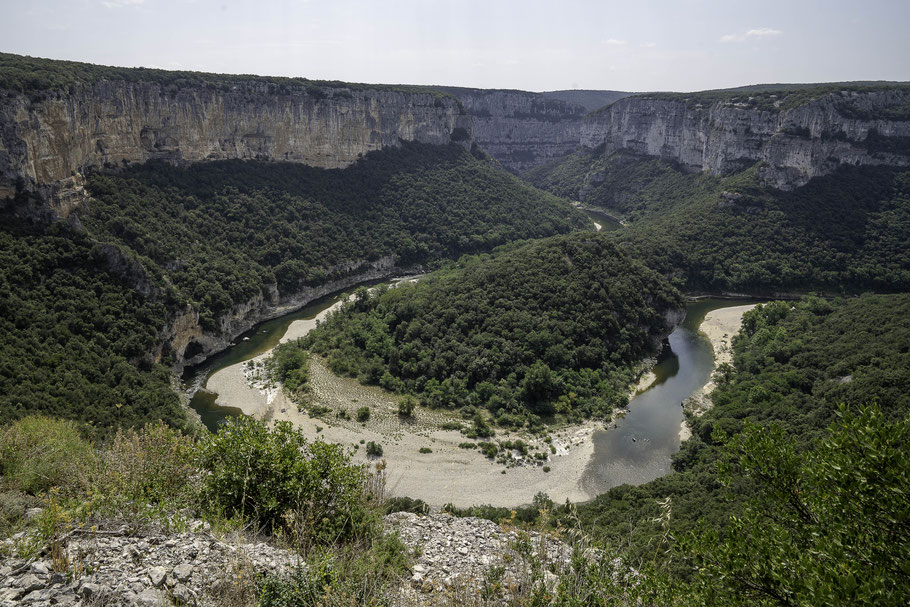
[526, 149, 910, 294]
[298, 233, 683, 424]
[0, 223, 183, 432]
[567, 293, 910, 566]
[0, 142, 586, 427]
[83, 143, 588, 330]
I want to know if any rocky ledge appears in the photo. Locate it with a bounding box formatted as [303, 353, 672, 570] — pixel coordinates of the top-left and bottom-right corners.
[0, 513, 576, 606]
[0, 522, 298, 607]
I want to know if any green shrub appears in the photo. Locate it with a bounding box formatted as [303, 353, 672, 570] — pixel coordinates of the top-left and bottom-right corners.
[397, 395, 416, 417]
[268, 343, 310, 397]
[365, 441, 383, 458]
[385, 496, 430, 515]
[199, 417, 374, 546]
[356, 407, 370, 423]
[0, 416, 95, 496]
[259, 533, 410, 606]
[94, 422, 198, 520]
[418, 447, 432, 454]
[478, 442, 499, 458]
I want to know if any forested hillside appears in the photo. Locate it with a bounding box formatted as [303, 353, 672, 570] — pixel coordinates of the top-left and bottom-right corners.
[0, 224, 183, 432]
[84, 143, 588, 330]
[570, 293, 910, 568]
[526, 150, 910, 294]
[298, 233, 684, 424]
[0, 142, 588, 427]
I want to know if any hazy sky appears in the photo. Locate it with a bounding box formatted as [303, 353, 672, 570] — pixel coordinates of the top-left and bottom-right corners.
[3, 0, 909, 92]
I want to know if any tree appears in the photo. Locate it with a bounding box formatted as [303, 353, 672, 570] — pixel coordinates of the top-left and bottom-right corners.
[681, 404, 910, 606]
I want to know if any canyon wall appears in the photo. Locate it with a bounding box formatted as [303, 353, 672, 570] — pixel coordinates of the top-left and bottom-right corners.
[0, 79, 471, 212]
[580, 88, 910, 189]
[441, 87, 591, 172]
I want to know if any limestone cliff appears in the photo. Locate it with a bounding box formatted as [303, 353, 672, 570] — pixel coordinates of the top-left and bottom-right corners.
[581, 87, 910, 189]
[0, 79, 471, 212]
[440, 87, 590, 172]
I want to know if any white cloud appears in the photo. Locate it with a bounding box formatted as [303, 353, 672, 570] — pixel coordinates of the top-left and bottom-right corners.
[101, 0, 145, 8]
[720, 27, 782, 43]
[640, 42, 657, 48]
[603, 38, 627, 46]
[746, 27, 782, 38]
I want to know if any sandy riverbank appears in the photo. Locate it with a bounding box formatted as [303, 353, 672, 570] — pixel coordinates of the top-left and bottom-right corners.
[679, 304, 756, 440]
[205, 294, 598, 508]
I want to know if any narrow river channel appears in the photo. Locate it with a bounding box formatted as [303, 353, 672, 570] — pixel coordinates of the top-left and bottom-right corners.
[182, 280, 394, 431]
[580, 298, 761, 493]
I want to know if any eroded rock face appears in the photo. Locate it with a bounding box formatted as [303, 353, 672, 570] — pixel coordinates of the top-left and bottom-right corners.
[166, 255, 400, 371]
[442, 88, 591, 172]
[581, 89, 910, 189]
[0, 80, 472, 213]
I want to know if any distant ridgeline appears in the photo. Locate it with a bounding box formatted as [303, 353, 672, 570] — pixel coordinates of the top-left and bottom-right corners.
[437, 87, 633, 172]
[527, 82, 910, 295]
[298, 233, 684, 424]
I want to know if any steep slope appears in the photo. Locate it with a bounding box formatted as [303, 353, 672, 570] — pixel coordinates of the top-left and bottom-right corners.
[528, 149, 910, 294]
[0, 223, 182, 430]
[78, 143, 589, 370]
[439, 87, 590, 172]
[0, 53, 472, 213]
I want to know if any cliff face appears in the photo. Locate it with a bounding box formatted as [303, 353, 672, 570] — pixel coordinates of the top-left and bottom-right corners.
[581, 89, 910, 189]
[0, 80, 471, 212]
[441, 88, 590, 172]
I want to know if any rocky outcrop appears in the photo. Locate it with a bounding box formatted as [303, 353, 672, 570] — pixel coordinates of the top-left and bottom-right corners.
[581, 89, 910, 189]
[0, 79, 471, 213]
[0, 522, 298, 607]
[387, 512, 573, 603]
[167, 255, 401, 372]
[0, 513, 578, 607]
[441, 87, 591, 172]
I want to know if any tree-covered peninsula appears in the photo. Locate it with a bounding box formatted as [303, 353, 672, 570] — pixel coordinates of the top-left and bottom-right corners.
[298, 233, 684, 425]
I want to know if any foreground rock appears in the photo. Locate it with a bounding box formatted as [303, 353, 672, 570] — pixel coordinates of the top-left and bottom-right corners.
[386, 512, 574, 606]
[1, 513, 578, 606]
[0, 523, 298, 606]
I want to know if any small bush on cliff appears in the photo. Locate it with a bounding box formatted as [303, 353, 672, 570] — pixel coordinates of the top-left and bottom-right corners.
[198, 417, 376, 547]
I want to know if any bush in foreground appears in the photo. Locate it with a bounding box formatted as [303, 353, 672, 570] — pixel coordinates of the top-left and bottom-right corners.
[199, 417, 378, 548]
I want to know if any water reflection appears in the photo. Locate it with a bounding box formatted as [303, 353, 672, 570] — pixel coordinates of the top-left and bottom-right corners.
[581, 299, 760, 493]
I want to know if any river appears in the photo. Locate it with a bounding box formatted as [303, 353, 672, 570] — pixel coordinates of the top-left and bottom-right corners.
[185, 287, 760, 498]
[580, 298, 761, 493]
[182, 280, 391, 431]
